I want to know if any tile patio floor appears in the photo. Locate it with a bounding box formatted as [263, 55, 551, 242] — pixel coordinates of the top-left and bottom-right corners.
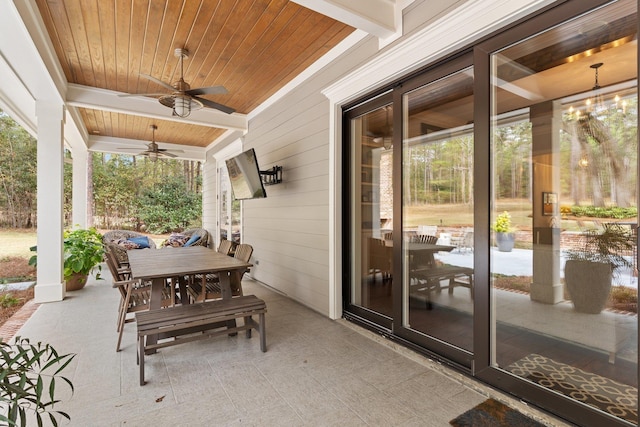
[12, 272, 571, 426]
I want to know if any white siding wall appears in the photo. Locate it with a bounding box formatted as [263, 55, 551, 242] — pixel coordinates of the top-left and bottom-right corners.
[238, 36, 379, 315]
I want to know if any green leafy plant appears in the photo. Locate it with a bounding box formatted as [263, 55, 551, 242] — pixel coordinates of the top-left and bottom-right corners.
[565, 223, 634, 272]
[492, 211, 514, 233]
[28, 227, 105, 281]
[0, 336, 75, 426]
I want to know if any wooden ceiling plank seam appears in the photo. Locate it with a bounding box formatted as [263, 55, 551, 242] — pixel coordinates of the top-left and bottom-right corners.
[179, 0, 221, 81]
[139, 0, 167, 95]
[127, 0, 151, 94]
[226, 7, 332, 110]
[148, 0, 184, 92]
[45, 0, 84, 84]
[114, 0, 133, 92]
[34, 0, 73, 83]
[201, 0, 284, 89]
[82, 1, 107, 90]
[65, 1, 97, 87]
[187, 2, 242, 87]
[208, 0, 295, 97]
[265, 23, 355, 102]
[162, 0, 203, 84]
[217, 2, 305, 109]
[97, 1, 118, 90]
[195, 0, 268, 91]
[183, 0, 231, 85]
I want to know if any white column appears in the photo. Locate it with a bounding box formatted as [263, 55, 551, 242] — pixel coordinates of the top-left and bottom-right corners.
[71, 147, 88, 228]
[34, 101, 65, 303]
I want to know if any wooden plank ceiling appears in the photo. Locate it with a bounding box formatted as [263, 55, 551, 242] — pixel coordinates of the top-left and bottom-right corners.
[36, 0, 354, 149]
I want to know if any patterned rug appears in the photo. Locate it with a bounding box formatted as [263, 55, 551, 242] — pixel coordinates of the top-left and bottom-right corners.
[450, 398, 545, 426]
[508, 353, 637, 424]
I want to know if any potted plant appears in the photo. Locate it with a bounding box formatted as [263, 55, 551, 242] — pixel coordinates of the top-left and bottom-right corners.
[29, 227, 105, 291]
[492, 211, 516, 252]
[564, 223, 634, 314]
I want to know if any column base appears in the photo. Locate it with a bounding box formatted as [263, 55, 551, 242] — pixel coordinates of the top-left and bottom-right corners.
[34, 282, 65, 303]
[530, 281, 563, 304]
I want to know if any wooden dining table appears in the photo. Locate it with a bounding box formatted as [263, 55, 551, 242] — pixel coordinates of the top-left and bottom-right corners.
[127, 246, 252, 348]
[128, 245, 252, 308]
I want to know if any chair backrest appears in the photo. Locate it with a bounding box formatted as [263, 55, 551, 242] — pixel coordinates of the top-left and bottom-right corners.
[411, 234, 438, 244]
[234, 244, 254, 263]
[104, 244, 129, 282]
[217, 239, 235, 256]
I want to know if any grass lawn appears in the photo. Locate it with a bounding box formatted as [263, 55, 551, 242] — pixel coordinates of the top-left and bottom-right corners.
[0, 229, 37, 258]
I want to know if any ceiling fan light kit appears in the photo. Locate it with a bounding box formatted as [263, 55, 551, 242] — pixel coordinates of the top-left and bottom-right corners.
[119, 47, 235, 116]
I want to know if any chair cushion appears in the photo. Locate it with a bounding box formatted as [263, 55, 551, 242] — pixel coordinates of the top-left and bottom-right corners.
[162, 233, 189, 247]
[183, 234, 201, 247]
[127, 236, 151, 249]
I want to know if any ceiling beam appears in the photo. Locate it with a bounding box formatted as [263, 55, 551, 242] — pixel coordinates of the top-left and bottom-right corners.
[88, 135, 206, 162]
[66, 84, 248, 132]
[292, 0, 397, 39]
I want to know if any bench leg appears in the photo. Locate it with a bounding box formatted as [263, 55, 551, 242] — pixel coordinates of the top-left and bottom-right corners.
[139, 335, 145, 386]
[244, 316, 252, 338]
[259, 313, 266, 352]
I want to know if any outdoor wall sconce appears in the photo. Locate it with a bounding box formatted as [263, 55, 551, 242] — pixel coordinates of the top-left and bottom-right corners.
[260, 166, 283, 186]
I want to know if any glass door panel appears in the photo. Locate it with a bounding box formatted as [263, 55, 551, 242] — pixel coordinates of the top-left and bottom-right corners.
[490, 1, 637, 423]
[348, 102, 395, 321]
[219, 164, 241, 245]
[402, 68, 475, 352]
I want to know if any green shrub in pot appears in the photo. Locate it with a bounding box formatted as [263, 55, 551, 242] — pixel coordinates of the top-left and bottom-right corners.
[29, 227, 105, 290]
[564, 223, 634, 313]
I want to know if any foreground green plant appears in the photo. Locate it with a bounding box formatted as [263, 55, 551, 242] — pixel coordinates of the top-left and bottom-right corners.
[0, 336, 75, 426]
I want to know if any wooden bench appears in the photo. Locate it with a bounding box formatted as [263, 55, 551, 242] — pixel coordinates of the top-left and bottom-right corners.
[136, 295, 267, 385]
[410, 265, 473, 307]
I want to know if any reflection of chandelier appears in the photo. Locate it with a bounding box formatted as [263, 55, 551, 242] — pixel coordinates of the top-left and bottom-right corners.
[565, 62, 628, 118]
[586, 62, 605, 113]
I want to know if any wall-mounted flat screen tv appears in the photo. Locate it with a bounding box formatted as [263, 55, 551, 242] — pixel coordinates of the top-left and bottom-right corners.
[225, 148, 267, 200]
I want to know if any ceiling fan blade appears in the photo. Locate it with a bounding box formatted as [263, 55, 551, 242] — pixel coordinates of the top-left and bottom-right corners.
[186, 86, 228, 96]
[194, 96, 235, 114]
[159, 151, 178, 158]
[157, 148, 184, 153]
[140, 74, 176, 92]
[118, 92, 169, 97]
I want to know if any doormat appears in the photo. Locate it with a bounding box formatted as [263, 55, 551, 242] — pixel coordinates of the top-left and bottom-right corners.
[449, 398, 545, 426]
[508, 353, 637, 424]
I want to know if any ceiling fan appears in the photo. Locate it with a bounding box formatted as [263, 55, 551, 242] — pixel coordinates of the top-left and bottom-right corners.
[119, 48, 235, 116]
[118, 125, 183, 161]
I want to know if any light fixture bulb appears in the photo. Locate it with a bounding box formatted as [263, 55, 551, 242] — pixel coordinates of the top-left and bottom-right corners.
[173, 96, 191, 118]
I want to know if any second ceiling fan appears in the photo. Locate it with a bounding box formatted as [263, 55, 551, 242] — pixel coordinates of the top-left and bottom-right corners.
[118, 125, 183, 161]
[120, 48, 235, 116]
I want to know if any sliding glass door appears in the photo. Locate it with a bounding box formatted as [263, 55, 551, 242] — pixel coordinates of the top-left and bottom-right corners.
[344, 94, 395, 329]
[396, 58, 475, 364]
[483, 0, 638, 424]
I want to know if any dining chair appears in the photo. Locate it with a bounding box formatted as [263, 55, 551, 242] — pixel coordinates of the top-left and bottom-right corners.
[106, 244, 177, 352]
[187, 244, 253, 302]
[217, 239, 235, 256]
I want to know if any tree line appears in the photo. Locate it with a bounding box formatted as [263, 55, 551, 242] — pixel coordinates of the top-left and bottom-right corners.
[0, 110, 203, 233]
[403, 98, 638, 208]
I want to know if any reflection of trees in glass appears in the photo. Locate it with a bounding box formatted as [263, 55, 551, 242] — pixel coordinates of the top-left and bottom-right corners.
[404, 136, 474, 205]
[492, 122, 532, 201]
[563, 98, 637, 207]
